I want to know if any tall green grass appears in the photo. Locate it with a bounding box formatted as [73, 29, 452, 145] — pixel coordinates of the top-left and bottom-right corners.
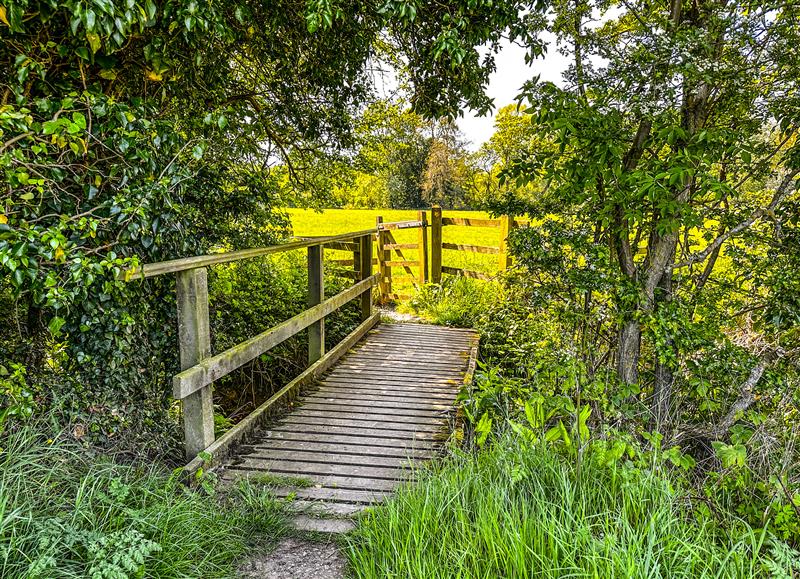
[0, 423, 287, 578]
[407, 276, 501, 327]
[346, 438, 767, 578]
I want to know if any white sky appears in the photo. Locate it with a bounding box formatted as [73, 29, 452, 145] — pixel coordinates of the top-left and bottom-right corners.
[457, 32, 569, 150]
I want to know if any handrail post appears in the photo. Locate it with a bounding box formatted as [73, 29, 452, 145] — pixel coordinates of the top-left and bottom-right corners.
[417, 210, 428, 285]
[307, 245, 325, 363]
[498, 214, 513, 271]
[176, 267, 214, 460]
[359, 233, 373, 320]
[431, 205, 442, 283]
[376, 216, 390, 303]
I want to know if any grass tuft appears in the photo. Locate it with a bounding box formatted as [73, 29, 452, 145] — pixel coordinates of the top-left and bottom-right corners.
[0, 422, 287, 578]
[345, 437, 766, 578]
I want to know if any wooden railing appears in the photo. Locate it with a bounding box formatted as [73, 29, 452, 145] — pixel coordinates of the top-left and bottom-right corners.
[124, 230, 378, 461]
[122, 209, 518, 463]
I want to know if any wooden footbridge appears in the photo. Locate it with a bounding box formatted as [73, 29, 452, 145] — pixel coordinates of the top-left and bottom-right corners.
[122, 209, 522, 518]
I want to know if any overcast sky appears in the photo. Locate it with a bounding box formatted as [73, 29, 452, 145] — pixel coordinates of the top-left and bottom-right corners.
[457, 33, 570, 151]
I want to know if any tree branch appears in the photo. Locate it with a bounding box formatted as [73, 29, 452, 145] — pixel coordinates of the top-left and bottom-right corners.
[672, 169, 799, 272]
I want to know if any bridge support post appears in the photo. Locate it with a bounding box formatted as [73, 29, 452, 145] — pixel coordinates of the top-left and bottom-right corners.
[307, 245, 325, 363]
[176, 267, 214, 460]
[359, 233, 373, 320]
[418, 210, 428, 285]
[431, 205, 442, 283]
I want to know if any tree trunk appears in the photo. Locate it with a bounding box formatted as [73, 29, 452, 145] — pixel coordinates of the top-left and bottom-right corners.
[651, 244, 676, 428]
[617, 318, 641, 386]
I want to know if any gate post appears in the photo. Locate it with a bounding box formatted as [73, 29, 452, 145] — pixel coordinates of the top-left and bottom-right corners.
[431, 205, 442, 283]
[498, 214, 513, 271]
[376, 216, 391, 302]
[307, 244, 324, 363]
[176, 267, 214, 460]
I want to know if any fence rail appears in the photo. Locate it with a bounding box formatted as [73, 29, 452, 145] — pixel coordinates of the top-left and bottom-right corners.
[121, 208, 516, 460]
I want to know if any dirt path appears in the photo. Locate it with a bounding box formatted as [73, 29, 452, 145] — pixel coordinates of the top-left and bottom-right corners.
[238, 537, 347, 579]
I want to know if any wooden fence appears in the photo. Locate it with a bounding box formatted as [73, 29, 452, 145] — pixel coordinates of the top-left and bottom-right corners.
[121, 207, 517, 461]
[372, 206, 523, 302]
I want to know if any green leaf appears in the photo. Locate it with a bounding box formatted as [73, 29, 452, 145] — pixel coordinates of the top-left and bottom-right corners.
[711, 442, 747, 468]
[48, 316, 66, 337]
[86, 32, 101, 55]
[577, 404, 591, 443]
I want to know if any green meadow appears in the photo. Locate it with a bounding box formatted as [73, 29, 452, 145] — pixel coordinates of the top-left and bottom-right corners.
[286, 208, 507, 281]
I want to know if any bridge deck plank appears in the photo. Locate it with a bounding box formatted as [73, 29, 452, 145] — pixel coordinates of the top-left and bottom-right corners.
[220, 323, 477, 517]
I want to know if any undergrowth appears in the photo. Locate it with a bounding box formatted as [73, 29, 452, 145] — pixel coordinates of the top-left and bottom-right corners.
[346, 436, 789, 578]
[0, 422, 287, 578]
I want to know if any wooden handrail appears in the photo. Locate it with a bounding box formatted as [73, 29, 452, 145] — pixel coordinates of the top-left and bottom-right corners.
[173, 273, 378, 399]
[122, 228, 378, 280]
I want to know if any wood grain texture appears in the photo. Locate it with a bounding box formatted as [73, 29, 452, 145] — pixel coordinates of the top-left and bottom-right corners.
[218, 323, 478, 512]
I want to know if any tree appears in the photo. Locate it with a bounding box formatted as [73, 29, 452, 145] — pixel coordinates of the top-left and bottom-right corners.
[505, 0, 800, 425]
[421, 119, 471, 208]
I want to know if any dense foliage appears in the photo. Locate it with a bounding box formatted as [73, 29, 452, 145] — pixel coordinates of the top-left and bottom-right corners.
[0, 0, 536, 447]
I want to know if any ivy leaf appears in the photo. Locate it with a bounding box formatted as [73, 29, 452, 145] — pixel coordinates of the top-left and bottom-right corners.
[48, 316, 67, 337]
[86, 32, 101, 55]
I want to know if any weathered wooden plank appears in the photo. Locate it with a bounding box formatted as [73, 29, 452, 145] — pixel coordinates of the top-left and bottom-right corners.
[441, 266, 493, 280]
[248, 439, 434, 459]
[384, 243, 418, 250]
[268, 486, 389, 504]
[124, 228, 378, 280]
[352, 349, 468, 360]
[314, 386, 458, 400]
[378, 220, 423, 231]
[226, 467, 400, 491]
[442, 242, 500, 254]
[325, 368, 461, 381]
[291, 408, 446, 426]
[441, 217, 500, 228]
[174, 274, 378, 399]
[299, 401, 447, 418]
[307, 392, 453, 409]
[336, 358, 466, 369]
[233, 457, 408, 481]
[270, 421, 446, 440]
[281, 415, 445, 434]
[258, 429, 438, 449]
[375, 325, 477, 337]
[241, 448, 416, 469]
[320, 378, 460, 389]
